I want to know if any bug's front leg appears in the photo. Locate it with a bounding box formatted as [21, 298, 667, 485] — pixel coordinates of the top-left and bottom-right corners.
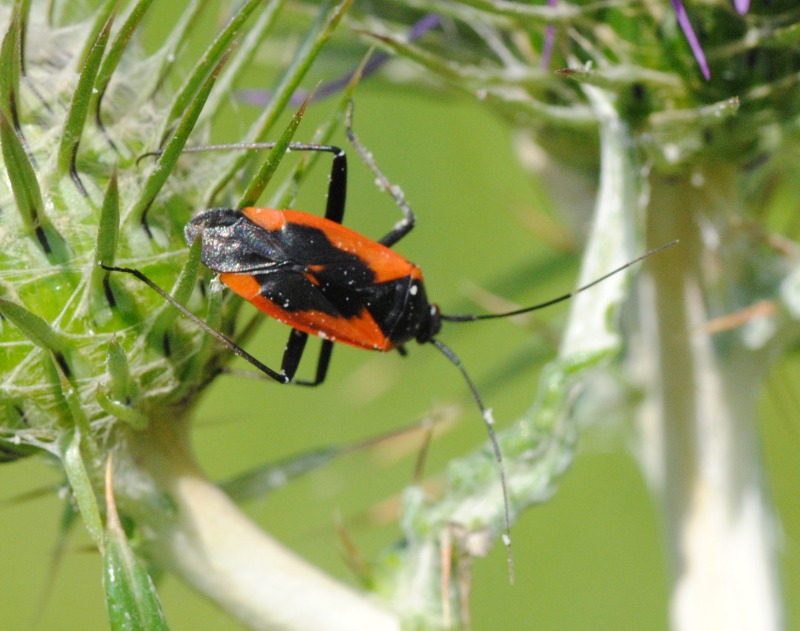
[344, 101, 416, 247]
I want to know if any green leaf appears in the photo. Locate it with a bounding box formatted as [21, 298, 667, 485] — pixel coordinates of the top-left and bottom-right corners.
[147, 0, 211, 98]
[150, 234, 203, 334]
[61, 429, 103, 547]
[128, 52, 229, 229]
[91, 167, 120, 317]
[221, 446, 338, 502]
[119, 237, 208, 401]
[96, 388, 148, 429]
[91, 170, 145, 325]
[105, 337, 133, 403]
[0, 297, 72, 356]
[0, 110, 68, 262]
[556, 65, 682, 92]
[0, 436, 40, 462]
[41, 355, 75, 428]
[451, 0, 575, 23]
[55, 357, 97, 464]
[57, 1, 117, 188]
[249, 0, 353, 142]
[770, 22, 800, 47]
[167, 240, 224, 400]
[272, 54, 371, 210]
[238, 96, 310, 207]
[103, 460, 169, 631]
[15, 0, 31, 75]
[221, 419, 429, 502]
[200, 0, 287, 125]
[76, 0, 118, 66]
[93, 0, 156, 129]
[158, 0, 267, 145]
[0, 6, 21, 125]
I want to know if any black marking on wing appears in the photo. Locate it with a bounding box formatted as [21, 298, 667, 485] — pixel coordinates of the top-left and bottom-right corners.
[187, 208, 376, 286]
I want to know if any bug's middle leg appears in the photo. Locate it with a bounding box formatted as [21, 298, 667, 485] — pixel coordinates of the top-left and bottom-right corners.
[281, 328, 334, 387]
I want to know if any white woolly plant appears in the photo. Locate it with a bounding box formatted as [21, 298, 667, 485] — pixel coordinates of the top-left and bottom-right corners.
[2, 1, 800, 630]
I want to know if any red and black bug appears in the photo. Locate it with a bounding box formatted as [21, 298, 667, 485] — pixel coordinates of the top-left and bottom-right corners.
[102, 104, 675, 569]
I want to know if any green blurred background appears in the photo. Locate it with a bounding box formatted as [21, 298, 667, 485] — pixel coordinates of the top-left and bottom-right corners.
[1, 2, 799, 629]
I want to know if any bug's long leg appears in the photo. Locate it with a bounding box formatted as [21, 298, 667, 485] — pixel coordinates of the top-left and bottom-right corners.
[279, 329, 308, 382]
[278, 329, 332, 387]
[100, 263, 290, 384]
[293, 339, 334, 387]
[345, 102, 415, 248]
[138, 141, 347, 228]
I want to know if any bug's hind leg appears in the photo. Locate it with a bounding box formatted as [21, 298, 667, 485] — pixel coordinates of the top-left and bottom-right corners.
[99, 263, 291, 383]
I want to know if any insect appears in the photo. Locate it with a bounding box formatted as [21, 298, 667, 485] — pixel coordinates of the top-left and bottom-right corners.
[102, 103, 675, 571]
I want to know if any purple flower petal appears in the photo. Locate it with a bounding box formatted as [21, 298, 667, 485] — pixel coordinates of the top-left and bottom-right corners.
[671, 0, 710, 80]
[238, 14, 443, 107]
[540, 0, 557, 69]
[733, 0, 750, 14]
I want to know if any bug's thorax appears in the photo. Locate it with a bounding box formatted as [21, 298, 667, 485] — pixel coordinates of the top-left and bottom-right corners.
[378, 273, 440, 349]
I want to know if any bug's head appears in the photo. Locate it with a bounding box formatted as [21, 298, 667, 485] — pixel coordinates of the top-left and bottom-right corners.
[415, 304, 442, 344]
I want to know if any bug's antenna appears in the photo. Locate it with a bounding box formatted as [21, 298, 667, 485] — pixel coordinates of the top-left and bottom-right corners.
[430, 338, 515, 583]
[441, 240, 678, 323]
